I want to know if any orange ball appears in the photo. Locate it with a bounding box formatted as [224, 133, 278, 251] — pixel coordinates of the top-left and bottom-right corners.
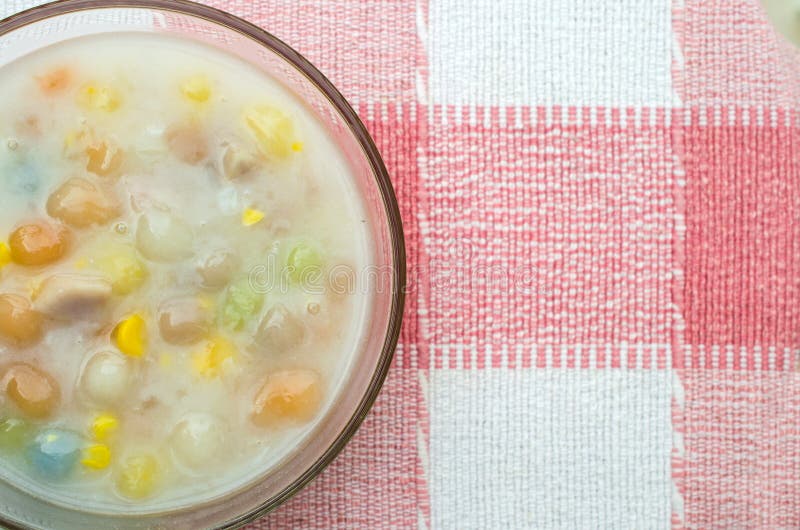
[251, 369, 322, 427]
[2, 363, 60, 418]
[0, 294, 42, 346]
[86, 142, 125, 178]
[9, 221, 69, 266]
[36, 67, 73, 96]
[46, 177, 119, 227]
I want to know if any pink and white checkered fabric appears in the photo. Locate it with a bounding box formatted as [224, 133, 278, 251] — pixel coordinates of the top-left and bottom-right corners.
[5, 0, 800, 528]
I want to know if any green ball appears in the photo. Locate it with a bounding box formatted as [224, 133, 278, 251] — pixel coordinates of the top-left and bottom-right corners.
[0, 418, 32, 451]
[287, 243, 323, 284]
[220, 277, 263, 331]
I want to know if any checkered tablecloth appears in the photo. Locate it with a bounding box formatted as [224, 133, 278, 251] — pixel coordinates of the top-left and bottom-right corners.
[5, 1, 800, 528]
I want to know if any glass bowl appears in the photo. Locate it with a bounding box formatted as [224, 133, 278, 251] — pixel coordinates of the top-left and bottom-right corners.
[0, 1, 405, 528]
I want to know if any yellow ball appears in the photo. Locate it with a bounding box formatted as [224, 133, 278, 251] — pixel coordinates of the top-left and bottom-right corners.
[180, 75, 211, 103]
[192, 336, 237, 379]
[116, 454, 158, 499]
[78, 83, 122, 112]
[96, 245, 148, 295]
[244, 105, 296, 160]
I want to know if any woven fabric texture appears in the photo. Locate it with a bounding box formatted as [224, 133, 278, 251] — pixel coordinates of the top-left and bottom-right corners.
[3, 1, 800, 528]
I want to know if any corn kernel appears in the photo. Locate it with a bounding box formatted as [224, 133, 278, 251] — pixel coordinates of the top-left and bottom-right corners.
[0, 242, 11, 269]
[78, 83, 122, 112]
[242, 208, 265, 227]
[244, 105, 295, 160]
[180, 75, 211, 103]
[91, 413, 119, 441]
[112, 314, 147, 358]
[192, 336, 236, 378]
[116, 454, 158, 499]
[291, 142, 303, 152]
[81, 443, 111, 469]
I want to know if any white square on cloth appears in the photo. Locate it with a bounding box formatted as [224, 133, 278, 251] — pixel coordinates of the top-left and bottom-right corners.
[429, 368, 672, 529]
[427, 0, 676, 107]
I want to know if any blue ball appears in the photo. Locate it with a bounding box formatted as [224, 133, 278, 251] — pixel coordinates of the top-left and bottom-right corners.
[27, 429, 82, 479]
[6, 161, 40, 195]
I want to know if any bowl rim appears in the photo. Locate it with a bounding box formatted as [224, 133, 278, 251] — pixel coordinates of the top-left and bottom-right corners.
[0, 1, 406, 528]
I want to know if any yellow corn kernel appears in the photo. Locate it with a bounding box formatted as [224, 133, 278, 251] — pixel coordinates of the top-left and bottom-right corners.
[82, 443, 111, 469]
[78, 84, 122, 112]
[180, 75, 211, 103]
[244, 105, 295, 160]
[116, 454, 158, 499]
[91, 413, 119, 441]
[73, 257, 89, 270]
[0, 243, 11, 269]
[242, 208, 265, 227]
[291, 142, 304, 152]
[113, 314, 147, 358]
[192, 336, 236, 378]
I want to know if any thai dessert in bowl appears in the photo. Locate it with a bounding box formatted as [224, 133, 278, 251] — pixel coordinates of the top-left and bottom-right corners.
[0, 2, 403, 529]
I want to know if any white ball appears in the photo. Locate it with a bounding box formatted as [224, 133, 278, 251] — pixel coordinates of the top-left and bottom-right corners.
[171, 413, 226, 469]
[81, 351, 133, 405]
[136, 212, 193, 263]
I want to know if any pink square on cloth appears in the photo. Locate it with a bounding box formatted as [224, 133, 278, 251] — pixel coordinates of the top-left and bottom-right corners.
[681, 120, 800, 368]
[419, 111, 681, 365]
